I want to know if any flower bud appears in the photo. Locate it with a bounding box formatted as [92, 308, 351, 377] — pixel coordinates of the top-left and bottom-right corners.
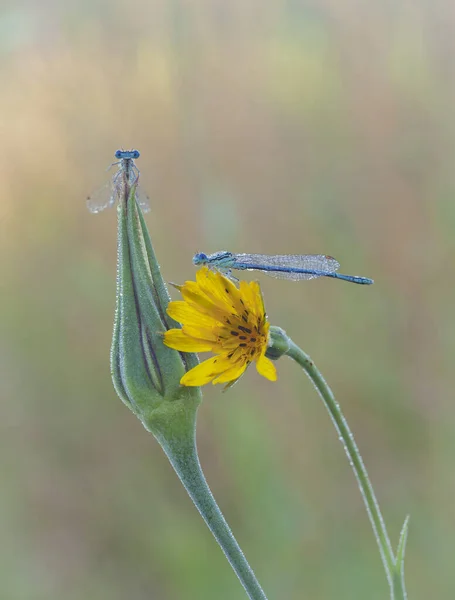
[110, 185, 201, 432]
[265, 326, 291, 360]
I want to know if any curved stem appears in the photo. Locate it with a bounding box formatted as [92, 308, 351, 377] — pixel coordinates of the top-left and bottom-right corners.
[286, 338, 408, 600]
[155, 426, 268, 600]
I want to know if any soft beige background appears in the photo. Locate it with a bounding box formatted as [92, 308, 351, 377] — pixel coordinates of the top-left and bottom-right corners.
[2, 1, 454, 598]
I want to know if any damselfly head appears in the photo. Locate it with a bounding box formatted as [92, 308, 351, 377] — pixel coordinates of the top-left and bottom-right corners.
[193, 252, 208, 265]
[115, 149, 140, 160]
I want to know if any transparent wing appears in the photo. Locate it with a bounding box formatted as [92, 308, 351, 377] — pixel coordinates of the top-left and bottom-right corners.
[87, 168, 150, 214]
[135, 186, 151, 213]
[232, 254, 341, 281]
[86, 181, 117, 214]
[126, 165, 151, 213]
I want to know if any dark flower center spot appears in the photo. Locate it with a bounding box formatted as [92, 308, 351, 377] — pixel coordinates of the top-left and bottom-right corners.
[238, 325, 252, 334]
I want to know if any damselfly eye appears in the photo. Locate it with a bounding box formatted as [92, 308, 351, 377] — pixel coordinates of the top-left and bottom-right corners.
[132, 150, 140, 159]
[115, 150, 122, 159]
[193, 253, 208, 265]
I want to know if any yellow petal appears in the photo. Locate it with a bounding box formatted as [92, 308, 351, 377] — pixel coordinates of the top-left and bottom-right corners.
[239, 280, 258, 318]
[197, 268, 244, 315]
[218, 336, 244, 350]
[167, 301, 219, 329]
[256, 353, 277, 381]
[181, 281, 215, 309]
[212, 360, 249, 384]
[181, 282, 231, 322]
[180, 355, 233, 386]
[250, 281, 266, 319]
[182, 324, 220, 343]
[168, 282, 183, 292]
[164, 329, 214, 352]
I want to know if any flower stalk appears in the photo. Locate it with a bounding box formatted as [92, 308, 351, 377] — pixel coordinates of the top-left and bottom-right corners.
[110, 184, 267, 600]
[267, 326, 409, 600]
[154, 414, 268, 600]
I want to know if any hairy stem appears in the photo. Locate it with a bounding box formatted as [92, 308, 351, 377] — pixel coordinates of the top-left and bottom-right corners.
[155, 426, 268, 600]
[286, 338, 408, 600]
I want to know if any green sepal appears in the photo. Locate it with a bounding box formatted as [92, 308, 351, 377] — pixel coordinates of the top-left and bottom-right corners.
[136, 199, 199, 373]
[265, 326, 291, 360]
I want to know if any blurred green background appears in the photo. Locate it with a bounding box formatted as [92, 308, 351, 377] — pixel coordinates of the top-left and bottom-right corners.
[1, 0, 454, 598]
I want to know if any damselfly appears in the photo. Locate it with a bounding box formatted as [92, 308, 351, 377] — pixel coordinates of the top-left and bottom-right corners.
[86, 149, 150, 213]
[193, 251, 374, 285]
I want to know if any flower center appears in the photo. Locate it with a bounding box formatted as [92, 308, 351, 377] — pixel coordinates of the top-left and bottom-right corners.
[222, 309, 266, 361]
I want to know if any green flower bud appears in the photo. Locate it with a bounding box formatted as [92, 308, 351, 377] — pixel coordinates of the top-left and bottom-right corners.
[110, 185, 201, 433]
[265, 325, 291, 360]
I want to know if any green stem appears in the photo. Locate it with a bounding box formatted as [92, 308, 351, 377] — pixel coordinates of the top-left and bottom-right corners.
[393, 515, 409, 600]
[286, 338, 408, 600]
[393, 573, 407, 600]
[155, 425, 268, 600]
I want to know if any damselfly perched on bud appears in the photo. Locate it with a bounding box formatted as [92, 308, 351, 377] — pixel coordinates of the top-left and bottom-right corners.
[87, 149, 150, 214]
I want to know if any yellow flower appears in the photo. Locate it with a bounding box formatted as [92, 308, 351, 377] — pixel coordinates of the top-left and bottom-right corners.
[164, 267, 277, 388]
